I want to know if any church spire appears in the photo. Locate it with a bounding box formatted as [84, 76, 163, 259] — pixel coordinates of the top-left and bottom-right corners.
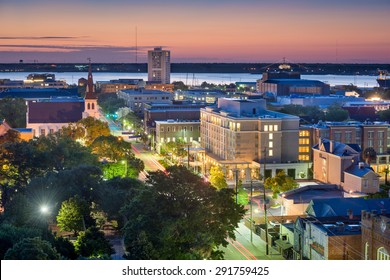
[85, 58, 97, 99]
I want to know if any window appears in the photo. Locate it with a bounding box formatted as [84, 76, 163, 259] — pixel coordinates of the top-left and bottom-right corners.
[365, 242, 369, 260]
[167, 127, 170, 132]
[49, 129, 54, 134]
[269, 141, 273, 148]
[299, 147, 310, 153]
[368, 131, 374, 139]
[274, 125, 278, 131]
[299, 138, 310, 145]
[40, 129, 45, 136]
[299, 130, 310, 137]
[92, 103, 95, 110]
[269, 125, 273, 132]
[269, 133, 273, 140]
[377, 247, 390, 260]
[87, 103, 90, 110]
[345, 131, 352, 143]
[264, 125, 268, 132]
[268, 149, 273, 157]
[190, 126, 193, 132]
[167, 137, 170, 142]
[161, 127, 164, 132]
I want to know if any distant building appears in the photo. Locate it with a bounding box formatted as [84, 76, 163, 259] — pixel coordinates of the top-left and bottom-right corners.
[117, 89, 172, 116]
[96, 79, 145, 94]
[277, 95, 364, 108]
[0, 88, 79, 101]
[148, 47, 170, 84]
[0, 74, 67, 91]
[175, 89, 241, 104]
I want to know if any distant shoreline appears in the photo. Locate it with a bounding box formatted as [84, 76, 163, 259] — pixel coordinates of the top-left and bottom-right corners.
[0, 63, 389, 76]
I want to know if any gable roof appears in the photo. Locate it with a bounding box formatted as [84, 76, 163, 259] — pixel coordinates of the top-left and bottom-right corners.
[312, 138, 361, 156]
[344, 164, 379, 178]
[28, 100, 84, 123]
[306, 198, 390, 218]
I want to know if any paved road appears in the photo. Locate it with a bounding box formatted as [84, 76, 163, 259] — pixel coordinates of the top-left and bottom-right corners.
[131, 142, 166, 181]
[222, 222, 284, 260]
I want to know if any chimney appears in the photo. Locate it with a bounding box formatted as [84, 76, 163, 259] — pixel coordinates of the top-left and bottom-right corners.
[358, 162, 365, 169]
[329, 140, 334, 153]
[347, 209, 353, 220]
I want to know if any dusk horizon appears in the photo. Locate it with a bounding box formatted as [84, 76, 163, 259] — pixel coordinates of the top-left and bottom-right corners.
[1, 0, 390, 64]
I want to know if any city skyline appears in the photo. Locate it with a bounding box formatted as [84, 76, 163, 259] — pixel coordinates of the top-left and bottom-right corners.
[1, 0, 390, 63]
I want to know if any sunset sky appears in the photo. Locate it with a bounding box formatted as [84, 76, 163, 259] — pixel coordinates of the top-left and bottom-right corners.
[0, 0, 389, 63]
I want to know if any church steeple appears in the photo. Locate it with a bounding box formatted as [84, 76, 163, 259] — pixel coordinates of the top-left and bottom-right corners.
[85, 58, 97, 100]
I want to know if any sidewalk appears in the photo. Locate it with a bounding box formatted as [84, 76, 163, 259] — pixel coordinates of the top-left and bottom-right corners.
[223, 222, 285, 260]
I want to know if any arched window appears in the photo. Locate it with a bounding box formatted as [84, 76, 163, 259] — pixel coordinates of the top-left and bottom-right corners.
[92, 103, 95, 110]
[87, 103, 90, 110]
[377, 247, 390, 260]
[365, 242, 369, 260]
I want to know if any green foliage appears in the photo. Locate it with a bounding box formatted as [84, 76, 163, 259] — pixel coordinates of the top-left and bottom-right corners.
[121, 166, 245, 260]
[91, 135, 132, 161]
[280, 104, 325, 123]
[74, 227, 113, 259]
[324, 105, 349, 122]
[209, 165, 228, 190]
[237, 187, 249, 206]
[52, 236, 78, 260]
[172, 81, 188, 91]
[56, 196, 89, 235]
[378, 109, 390, 122]
[78, 117, 111, 146]
[0, 129, 20, 145]
[4, 237, 60, 260]
[362, 147, 377, 165]
[0, 223, 42, 259]
[0, 98, 27, 128]
[97, 92, 126, 115]
[264, 170, 298, 198]
[121, 112, 143, 135]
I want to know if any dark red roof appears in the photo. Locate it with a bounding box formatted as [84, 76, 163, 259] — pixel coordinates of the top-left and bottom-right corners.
[28, 100, 84, 123]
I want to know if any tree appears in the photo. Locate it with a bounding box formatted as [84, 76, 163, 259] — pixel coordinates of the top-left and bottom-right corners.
[264, 170, 298, 198]
[209, 165, 228, 190]
[76, 117, 111, 146]
[363, 147, 377, 165]
[97, 92, 126, 115]
[121, 166, 245, 260]
[91, 135, 132, 161]
[4, 237, 60, 260]
[172, 81, 188, 91]
[378, 109, 390, 122]
[74, 227, 113, 259]
[56, 196, 89, 236]
[0, 129, 20, 145]
[237, 187, 249, 206]
[325, 105, 349, 122]
[384, 167, 390, 185]
[280, 104, 325, 123]
[0, 98, 27, 128]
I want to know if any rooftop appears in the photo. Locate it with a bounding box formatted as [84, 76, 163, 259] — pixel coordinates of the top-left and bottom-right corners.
[120, 89, 171, 95]
[28, 100, 84, 123]
[281, 184, 344, 204]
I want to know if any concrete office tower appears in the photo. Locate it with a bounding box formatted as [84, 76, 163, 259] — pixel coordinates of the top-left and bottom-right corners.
[148, 47, 170, 84]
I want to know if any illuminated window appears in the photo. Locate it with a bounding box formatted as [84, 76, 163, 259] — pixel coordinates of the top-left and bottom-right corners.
[264, 125, 268, 132]
[269, 133, 273, 140]
[274, 125, 278, 131]
[299, 139, 310, 145]
[269, 141, 273, 148]
[237, 123, 241, 131]
[269, 125, 273, 132]
[299, 130, 310, 137]
[269, 149, 273, 157]
[299, 147, 310, 153]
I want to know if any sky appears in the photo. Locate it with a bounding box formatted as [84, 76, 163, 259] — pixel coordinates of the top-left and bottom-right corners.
[0, 0, 390, 63]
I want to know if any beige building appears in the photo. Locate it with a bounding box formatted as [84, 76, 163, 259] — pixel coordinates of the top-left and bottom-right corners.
[313, 139, 380, 194]
[148, 47, 170, 84]
[200, 98, 309, 180]
[117, 89, 172, 116]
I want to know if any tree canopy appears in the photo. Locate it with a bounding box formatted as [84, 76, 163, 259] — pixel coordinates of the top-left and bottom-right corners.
[264, 170, 298, 198]
[209, 165, 228, 190]
[74, 227, 113, 259]
[4, 237, 60, 260]
[56, 196, 89, 235]
[121, 166, 245, 260]
[0, 98, 27, 128]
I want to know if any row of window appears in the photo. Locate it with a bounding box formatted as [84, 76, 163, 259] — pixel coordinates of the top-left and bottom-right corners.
[160, 126, 198, 132]
[264, 125, 278, 132]
[160, 137, 199, 143]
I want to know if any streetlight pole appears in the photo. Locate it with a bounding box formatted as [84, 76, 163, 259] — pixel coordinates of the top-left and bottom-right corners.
[250, 179, 253, 243]
[122, 159, 128, 177]
[263, 147, 269, 255]
[235, 168, 239, 204]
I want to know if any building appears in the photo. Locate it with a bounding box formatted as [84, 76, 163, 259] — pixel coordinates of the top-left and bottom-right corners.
[0, 74, 67, 90]
[200, 97, 310, 181]
[277, 95, 364, 108]
[117, 89, 172, 116]
[305, 121, 390, 173]
[280, 184, 345, 216]
[294, 216, 362, 260]
[257, 79, 330, 98]
[0, 88, 79, 101]
[155, 120, 201, 153]
[96, 79, 145, 94]
[144, 101, 207, 134]
[175, 89, 234, 104]
[361, 210, 390, 260]
[148, 47, 170, 84]
[26, 61, 99, 137]
[312, 139, 380, 194]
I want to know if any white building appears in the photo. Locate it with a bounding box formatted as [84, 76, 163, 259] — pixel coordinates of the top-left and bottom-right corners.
[148, 47, 170, 84]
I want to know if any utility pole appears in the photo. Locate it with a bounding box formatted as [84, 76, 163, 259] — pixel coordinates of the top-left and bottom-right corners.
[187, 144, 190, 169]
[250, 179, 253, 243]
[263, 147, 269, 255]
[235, 168, 239, 204]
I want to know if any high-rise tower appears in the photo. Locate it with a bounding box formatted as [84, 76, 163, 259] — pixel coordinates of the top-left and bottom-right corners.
[148, 47, 170, 84]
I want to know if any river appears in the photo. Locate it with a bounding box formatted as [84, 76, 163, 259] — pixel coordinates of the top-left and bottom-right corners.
[0, 72, 379, 88]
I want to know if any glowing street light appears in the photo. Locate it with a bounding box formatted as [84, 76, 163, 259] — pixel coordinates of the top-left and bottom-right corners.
[40, 205, 49, 214]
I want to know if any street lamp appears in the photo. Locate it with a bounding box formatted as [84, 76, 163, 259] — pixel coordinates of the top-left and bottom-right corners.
[40, 205, 49, 214]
